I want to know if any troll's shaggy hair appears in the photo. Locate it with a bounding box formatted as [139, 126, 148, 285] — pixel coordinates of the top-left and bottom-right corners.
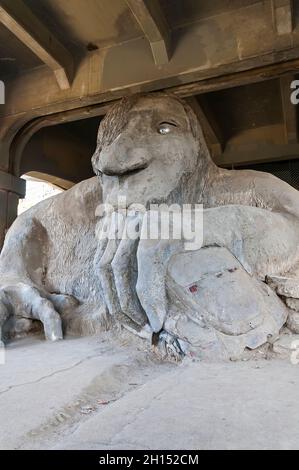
[92, 92, 211, 172]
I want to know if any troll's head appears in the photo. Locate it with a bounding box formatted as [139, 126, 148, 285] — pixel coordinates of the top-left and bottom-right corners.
[92, 92, 216, 207]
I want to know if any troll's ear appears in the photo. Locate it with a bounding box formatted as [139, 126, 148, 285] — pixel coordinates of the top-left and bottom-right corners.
[182, 101, 212, 161]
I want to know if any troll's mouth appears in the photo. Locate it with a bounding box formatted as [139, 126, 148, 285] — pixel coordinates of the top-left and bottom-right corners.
[99, 163, 148, 177]
[119, 164, 148, 177]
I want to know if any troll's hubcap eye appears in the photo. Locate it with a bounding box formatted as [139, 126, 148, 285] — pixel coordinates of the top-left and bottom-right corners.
[157, 121, 177, 135]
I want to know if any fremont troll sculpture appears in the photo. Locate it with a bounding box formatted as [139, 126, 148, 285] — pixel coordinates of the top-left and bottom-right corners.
[0, 92, 298, 359]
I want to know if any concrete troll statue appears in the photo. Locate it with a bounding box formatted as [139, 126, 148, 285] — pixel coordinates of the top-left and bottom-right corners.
[0, 92, 299, 360]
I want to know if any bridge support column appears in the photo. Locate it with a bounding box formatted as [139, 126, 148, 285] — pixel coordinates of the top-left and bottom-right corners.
[0, 171, 26, 249]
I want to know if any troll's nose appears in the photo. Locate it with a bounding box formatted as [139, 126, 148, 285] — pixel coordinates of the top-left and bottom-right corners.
[93, 140, 149, 176]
